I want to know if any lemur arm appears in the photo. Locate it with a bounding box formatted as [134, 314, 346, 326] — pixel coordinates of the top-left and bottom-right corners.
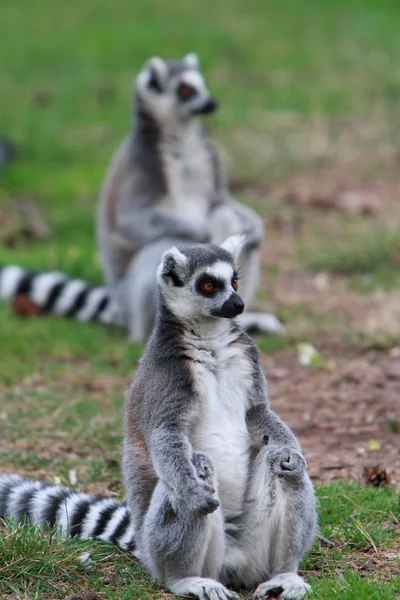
[205, 136, 264, 247]
[245, 352, 302, 452]
[148, 425, 199, 491]
[246, 404, 302, 453]
[147, 423, 219, 514]
[115, 204, 210, 249]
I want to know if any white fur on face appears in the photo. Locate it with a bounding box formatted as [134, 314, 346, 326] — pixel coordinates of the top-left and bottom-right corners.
[179, 70, 206, 90]
[135, 60, 213, 123]
[135, 67, 176, 122]
[204, 260, 234, 284]
[159, 260, 237, 322]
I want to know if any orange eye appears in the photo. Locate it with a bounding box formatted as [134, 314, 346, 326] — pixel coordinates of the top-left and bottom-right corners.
[178, 84, 195, 100]
[202, 282, 214, 293]
[232, 279, 238, 290]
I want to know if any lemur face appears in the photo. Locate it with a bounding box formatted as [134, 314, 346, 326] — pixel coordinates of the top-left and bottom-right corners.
[157, 237, 246, 322]
[135, 53, 218, 122]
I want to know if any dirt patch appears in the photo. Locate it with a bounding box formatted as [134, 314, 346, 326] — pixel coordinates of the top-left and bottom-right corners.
[263, 336, 400, 487]
[304, 545, 400, 580]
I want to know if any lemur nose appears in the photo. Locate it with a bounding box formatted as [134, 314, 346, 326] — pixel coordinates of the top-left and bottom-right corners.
[233, 297, 245, 315]
[202, 98, 218, 114]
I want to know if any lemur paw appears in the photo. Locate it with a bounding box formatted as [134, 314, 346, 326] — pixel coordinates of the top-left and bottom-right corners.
[192, 451, 215, 483]
[278, 447, 306, 479]
[253, 573, 310, 600]
[186, 455, 220, 515]
[266, 446, 306, 480]
[169, 577, 238, 600]
[187, 481, 220, 515]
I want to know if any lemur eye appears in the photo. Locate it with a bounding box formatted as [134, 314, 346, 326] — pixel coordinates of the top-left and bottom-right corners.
[178, 84, 196, 101]
[201, 282, 214, 293]
[232, 278, 238, 290]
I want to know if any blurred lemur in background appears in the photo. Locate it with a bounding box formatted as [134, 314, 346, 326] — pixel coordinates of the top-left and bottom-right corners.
[0, 53, 283, 341]
[0, 237, 316, 600]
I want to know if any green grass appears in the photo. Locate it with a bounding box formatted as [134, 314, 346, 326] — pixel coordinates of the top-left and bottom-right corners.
[1, 484, 399, 599]
[1, 0, 400, 598]
[306, 227, 400, 292]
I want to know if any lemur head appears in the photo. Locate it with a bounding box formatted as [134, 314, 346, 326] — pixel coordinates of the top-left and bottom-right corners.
[135, 53, 217, 123]
[157, 236, 246, 322]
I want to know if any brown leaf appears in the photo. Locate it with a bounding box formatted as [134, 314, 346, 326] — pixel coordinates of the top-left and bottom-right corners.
[12, 295, 42, 317]
[363, 465, 391, 487]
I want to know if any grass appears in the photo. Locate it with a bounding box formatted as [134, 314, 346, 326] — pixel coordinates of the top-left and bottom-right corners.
[306, 227, 400, 292]
[1, 484, 399, 599]
[1, 0, 400, 598]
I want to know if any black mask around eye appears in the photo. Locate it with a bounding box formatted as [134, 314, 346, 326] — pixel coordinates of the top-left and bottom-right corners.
[177, 83, 197, 101]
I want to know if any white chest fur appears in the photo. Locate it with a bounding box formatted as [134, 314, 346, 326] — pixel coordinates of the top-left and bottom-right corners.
[161, 125, 213, 221]
[189, 340, 254, 520]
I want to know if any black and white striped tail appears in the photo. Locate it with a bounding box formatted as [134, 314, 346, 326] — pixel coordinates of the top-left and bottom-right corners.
[0, 474, 135, 551]
[0, 265, 121, 326]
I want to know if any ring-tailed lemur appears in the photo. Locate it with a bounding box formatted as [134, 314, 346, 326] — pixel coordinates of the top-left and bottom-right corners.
[0, 53, 283, 339]
[0, 237, 316, 600]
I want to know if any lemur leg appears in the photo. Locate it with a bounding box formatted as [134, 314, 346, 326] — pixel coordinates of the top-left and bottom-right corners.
[209, 204, 284, 335]
[140, 452, 234, 600]
[222, 445, 316, 599]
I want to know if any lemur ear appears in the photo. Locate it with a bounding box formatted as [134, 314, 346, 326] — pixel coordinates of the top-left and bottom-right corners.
[220, 235, 246, 264]
[146, 57, 168, 92]
[157, 247, 188, 287]
[183, 52, 199, 69]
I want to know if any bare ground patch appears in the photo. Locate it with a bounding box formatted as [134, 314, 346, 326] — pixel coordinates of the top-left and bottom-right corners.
[263, 339, 400, 486]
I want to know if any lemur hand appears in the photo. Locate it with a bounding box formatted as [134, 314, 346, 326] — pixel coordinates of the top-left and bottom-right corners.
[184, 452, 219, 514]
[266, 445, 307, 481]
[185, 479, 220, 515]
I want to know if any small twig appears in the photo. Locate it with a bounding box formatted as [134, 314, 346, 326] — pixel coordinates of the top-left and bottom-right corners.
[351, 518, 378, 554]
[317, 533, 336, 548]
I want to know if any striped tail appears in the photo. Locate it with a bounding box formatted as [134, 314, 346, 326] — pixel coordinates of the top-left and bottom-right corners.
[0, 474, 135, 551]
[0, 265, 121, 326]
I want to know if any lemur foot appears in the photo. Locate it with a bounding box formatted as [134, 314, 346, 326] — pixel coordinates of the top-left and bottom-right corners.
[253, 573, 310, 600]
[169, 576, 239, 600]
[266, 446, 307, 480]
[237, 312, 285, 336]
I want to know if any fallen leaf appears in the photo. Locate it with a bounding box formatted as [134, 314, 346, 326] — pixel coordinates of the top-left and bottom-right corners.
[368, 440, 381, 452]
[297, 343, 325, 368]
[12, 295, 42, 317]
[363, 465, 391, 487]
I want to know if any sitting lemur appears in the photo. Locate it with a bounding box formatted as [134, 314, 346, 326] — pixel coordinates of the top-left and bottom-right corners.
[0, 236, 317, 600]
[0, 54, 283, 340]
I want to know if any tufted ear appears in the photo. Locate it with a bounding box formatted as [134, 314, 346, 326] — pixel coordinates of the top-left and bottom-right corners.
[157, 247, 188, 287]
[146, 56, 168, 92]
[220, 235, 246, 264]
[183, 52, 199, 69]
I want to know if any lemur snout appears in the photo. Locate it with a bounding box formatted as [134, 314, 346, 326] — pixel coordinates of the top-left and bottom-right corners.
[218, 292, 245, 318]
[196, 97, 218, 115]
